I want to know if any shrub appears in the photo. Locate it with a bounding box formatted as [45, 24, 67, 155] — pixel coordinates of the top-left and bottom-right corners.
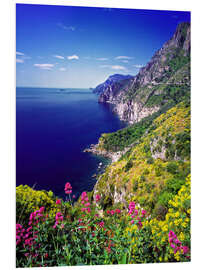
[157, 191, 173, 208]
[16, 185, 60, 225]
[147, 157, 154, 164]
[166, 178, 185, 194]
[166, 162, 179, 175]
[125, 160, 133, 172]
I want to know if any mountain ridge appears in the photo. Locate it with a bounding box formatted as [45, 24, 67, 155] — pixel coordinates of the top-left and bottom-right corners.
[97, 22, 190, 124]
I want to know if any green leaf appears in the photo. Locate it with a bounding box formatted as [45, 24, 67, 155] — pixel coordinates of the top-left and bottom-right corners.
[119, 253, 127, 264]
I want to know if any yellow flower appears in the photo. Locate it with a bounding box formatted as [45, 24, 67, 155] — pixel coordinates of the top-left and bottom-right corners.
[162, 224, 168, 232]
[182, 222, 187, 228]
[175, 212, 179, 218]
[159, 256, 162, 262]
[174, 252, 180, 261]
[179, 232, 185, 241]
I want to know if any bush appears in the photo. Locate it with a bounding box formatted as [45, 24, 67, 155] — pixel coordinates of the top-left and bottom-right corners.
[166, 178, 185, 194]
[16, 185, 60, 225]
[125, 160, 133, 172]
[157, 191, 173, 208]
[166, 162, 179, 175]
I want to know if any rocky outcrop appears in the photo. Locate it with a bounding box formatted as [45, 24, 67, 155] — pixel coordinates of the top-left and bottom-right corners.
[93, 74, 133, 94]
[84, 143, 133, 163]
[114, 101, 160, 124]
[97, 22, 190, 124]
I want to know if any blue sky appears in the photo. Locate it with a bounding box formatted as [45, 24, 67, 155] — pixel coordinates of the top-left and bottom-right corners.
[16, 4, 190, 88]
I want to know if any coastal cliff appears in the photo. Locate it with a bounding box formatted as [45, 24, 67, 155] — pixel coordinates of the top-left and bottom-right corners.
[97, 22, 190, 124]
[90, 22, 190, 214]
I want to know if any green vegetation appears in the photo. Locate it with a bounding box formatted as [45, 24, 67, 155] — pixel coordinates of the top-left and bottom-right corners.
[95, 101, 190, 216]
[98, 102, 175, 152]
[16, 175, 190, 267]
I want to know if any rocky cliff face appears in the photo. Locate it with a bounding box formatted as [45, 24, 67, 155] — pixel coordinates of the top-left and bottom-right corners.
[93, 74, 133, 94]
[98, 22, 190, 124]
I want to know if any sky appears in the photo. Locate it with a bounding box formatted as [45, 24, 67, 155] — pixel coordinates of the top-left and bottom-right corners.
[16, 4, 190, 88]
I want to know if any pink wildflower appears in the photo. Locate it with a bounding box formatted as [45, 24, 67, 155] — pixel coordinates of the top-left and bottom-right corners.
[115, 209, 121, 214]
[99, 221, 104, 228]
[64, 182, 72, 194]
[110, 210, 115, 215]
[39, 207, 45, 213]
[170, 243, 176, 249]
[95, 194, 101, 202]
[56, 199, 61, 205]
[181, 246, 189, 254]
[85, 202, 91, 207]
[141, 209, 146, 216]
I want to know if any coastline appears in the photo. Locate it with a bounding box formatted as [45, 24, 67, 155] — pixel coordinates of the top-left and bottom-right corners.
[83, 142, 132, 163]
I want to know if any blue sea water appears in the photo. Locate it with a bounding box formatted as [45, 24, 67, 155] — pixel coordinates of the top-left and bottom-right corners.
[16, 87, 126, 199]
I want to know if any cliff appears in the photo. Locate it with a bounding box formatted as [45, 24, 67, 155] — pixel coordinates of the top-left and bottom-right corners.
[98, 22, 190, 123]
[93, 74, 133, 94]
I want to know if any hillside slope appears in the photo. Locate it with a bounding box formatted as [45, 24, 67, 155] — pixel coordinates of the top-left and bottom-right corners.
[93, 100, 190, 218]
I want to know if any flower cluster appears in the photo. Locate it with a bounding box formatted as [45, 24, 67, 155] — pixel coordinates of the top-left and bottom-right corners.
[64, 182, 72, 194]
[53, 212, 64, 229]
[28, 207, 45, 226]
[80, 192, 91, 213]
[95, 194, 101, 202]
[99, 221, 104, 228]
[106, 209, 121, 215]
[168, 230, 189, 255]
[128, 202, 146, 228]
[81, 191, 88, 203]
[16, 222, 39, 256]
[16, 224, 25, 246]
[56, 199, 61, 205]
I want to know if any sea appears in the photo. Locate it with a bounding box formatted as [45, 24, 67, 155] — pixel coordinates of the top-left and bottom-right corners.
[16, 87, 126, 199]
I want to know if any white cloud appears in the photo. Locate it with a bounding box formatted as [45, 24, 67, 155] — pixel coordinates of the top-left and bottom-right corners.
[99, 65, 110, 68]
[57, 23, 75, 31]
[111, 65, 126, 70]
[115, 56, 133, 60]
[67, 55, 79, 60]
[96, 58, 108, 61]
[99, 65, 126, 70]
[34, 64, 54, 70]
[133, 64, 144, 68]
[16, 51, 24, 56]
[59, 68, 66, 71]
[16, 58, 24, 63]
[53, 55, 64, 60]
[121, 60, 129, 63]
